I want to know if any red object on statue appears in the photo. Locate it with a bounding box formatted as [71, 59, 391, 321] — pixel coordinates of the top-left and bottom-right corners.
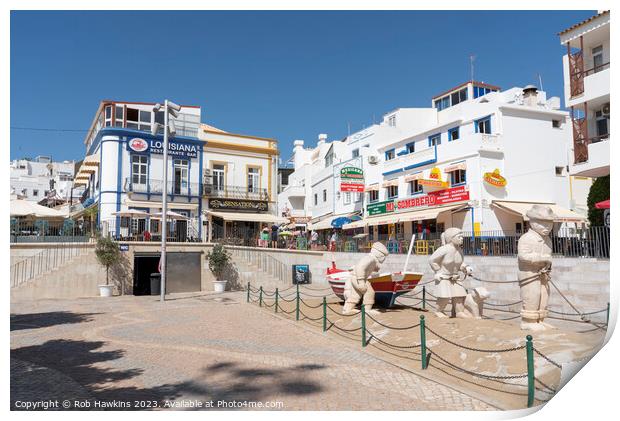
[595, 199, 610, 209]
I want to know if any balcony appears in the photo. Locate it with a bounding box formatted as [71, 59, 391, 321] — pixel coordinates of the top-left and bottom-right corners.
[282, 184, 305, 198]
[570, 133, 610, 177]
[125, 178, 200, 196]
[203, 184, 269, 201]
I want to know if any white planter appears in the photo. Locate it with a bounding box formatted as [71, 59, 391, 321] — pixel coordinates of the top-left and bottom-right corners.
[98, 285, 114, 297]
[213, 280, 227, 293]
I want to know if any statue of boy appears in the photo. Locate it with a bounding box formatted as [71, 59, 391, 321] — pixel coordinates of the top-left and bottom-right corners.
[429, 227, 473, 318]
[518, 205, 556, 331]
[342, 242, 389, 315]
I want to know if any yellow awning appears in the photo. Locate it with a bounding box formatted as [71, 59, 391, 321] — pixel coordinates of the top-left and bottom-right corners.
[206, 210, 288, 224]
[491, 201, 587, 223]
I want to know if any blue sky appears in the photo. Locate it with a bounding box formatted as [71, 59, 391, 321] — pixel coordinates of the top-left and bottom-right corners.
[11, 10, 594, 163]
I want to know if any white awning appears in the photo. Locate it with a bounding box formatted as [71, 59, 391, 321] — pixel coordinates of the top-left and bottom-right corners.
[124, 199, 198, 210]
[206, 211, 289, 224]
[492, 201, 587, 223]
[309, 213, 355, 230]
[342, 203, 466, 229]
[10, 199, 67, 218]
[382, 179, 399, 188]
[404, 172, 424, 182]
[364, 184, 380, 192]
[444, 161, 467, 172]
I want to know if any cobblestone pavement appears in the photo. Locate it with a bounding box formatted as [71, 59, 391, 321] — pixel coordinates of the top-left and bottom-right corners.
[11, 292, 496, 410]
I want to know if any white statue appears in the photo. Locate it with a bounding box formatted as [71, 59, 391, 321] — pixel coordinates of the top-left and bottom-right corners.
[518, 205, 556, 331]
[342, 242, 389, 315]
[464, 287, 490, 319]
[429, 228, 473, 318]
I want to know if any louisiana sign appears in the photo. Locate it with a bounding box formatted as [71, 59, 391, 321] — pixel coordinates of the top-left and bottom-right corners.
[126, 137, 200, 159]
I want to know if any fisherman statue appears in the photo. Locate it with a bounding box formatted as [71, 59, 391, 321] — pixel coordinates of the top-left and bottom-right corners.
[342, 242, 389, 315]
[518, 204, 556, 331]
[429, 227, 474, 318]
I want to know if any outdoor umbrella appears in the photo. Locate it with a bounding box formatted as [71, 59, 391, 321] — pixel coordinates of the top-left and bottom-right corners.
[331, 215, 362, 229]
[111, 209, 149, 217]
[150, 211, 189, 220]
[10, 199, 67, 218]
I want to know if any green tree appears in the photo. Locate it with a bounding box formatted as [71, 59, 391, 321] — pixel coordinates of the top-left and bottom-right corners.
[206, 244, 231, 281]
[83, 206, 98, 236]
[95, 235, 121, 286]
[586, 175, 610, 226]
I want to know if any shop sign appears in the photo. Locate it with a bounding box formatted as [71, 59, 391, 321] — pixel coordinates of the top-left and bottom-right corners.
[340, 166, 364, 192]
[367, 200, 395, 216]
[396, 185, 470, 211]
[208, 198, 268, 212]
[127, 137, 200, 159]
[483, 169, 507, 187]
[119, 244, 129, 252]
[418, 166, 449, 189]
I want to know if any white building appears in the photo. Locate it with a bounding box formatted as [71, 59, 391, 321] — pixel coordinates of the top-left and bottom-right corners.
[10, 156, 80, 205]
[559, 10, 610, 178]
[281, 80, 590, 243]
[74, 100, 283, 243]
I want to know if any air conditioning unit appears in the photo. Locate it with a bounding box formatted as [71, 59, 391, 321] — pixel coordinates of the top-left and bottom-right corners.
[602, 103, 610, 116]
[367, 155, 379, 165]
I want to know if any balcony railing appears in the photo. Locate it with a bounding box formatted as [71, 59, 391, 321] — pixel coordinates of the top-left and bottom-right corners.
[125, 178, 200, 196]
[203, 184, 269, 201]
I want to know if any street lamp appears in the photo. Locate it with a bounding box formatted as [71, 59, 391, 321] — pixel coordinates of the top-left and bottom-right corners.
[152, 100, 182, 302]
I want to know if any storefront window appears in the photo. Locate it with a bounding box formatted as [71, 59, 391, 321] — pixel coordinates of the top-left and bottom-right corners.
[173, 159, 189, 195]
[387, 185, 398, 199]
[247, 167, 260, 193]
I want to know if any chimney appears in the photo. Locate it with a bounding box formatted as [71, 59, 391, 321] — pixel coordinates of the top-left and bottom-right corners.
[317, 133, 327, 146]
[522, 85, 539, 107]
[293, 140, 305, 169]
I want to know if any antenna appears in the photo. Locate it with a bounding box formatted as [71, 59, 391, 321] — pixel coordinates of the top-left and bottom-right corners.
[347, 122, 351, 136]
[470, 54, 476, 82]
[537, 73, 544, 91]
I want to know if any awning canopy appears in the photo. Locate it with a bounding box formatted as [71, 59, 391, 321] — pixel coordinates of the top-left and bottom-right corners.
[206, 210, 289, 224]
[382, 179, 399, 188]
[343, 204, 465, 229]
[309, 213, 355, 230]
[404, 172, 423, 182]
[364, 184, 380, 192]
[444, 161, 467, 172]
[10, 199, 67, 218]
[492, 201, 587, 223]
[75, 154, 100, 180]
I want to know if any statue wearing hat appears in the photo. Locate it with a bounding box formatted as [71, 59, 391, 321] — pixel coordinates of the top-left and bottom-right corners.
[342, 242, 389, 315]
[429, 227, 473, 318]
[518, 204, 556, 331]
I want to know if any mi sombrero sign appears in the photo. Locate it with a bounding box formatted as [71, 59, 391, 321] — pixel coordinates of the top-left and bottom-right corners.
[340, 166, 365, 192]
[483, 169, 507, 187]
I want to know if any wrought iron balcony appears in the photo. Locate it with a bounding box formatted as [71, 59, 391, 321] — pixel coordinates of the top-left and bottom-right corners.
[203, 184, 269, 201]
[124, 178, 201, 196]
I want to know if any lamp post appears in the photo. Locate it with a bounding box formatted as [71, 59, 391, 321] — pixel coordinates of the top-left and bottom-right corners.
[152, 100, 181, 302]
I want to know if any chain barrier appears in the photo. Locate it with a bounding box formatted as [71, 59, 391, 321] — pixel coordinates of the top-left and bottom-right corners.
[431, 351, 529, 380]
[299, 291, 336, 298]
[262, 300, 276, 308]
[299, 309, 324, 322]
[548, 307, 607, 316]
[485, 300, 523, 307]
[535, 377, 557, 394]
[325, 318, 362, 332]
[367, 332, 422, 349]
[533, 348, 562, 369]
[326, 304, 361, 316]
[299, 298, 324, 309]
[261, 290, 277, 297]
[278, 306, 297, 315]
[300, 285, 333, 291]
[426, 325, 526, 353]
[365, 312, 421, 331]
[278, 294, 297, 302]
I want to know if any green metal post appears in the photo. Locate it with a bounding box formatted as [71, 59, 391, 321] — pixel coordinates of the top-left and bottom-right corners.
[296, 283, 300, 321]
[606, 302, 610, 326]
[259, 286, 263, 308]
[526, 335, 534, 408]
[420, 315, 427, 369]
[275, 288, 279, 313]
[361, 305, 367, 347]
[422, 286, 426, 310]
[246, 282, 250, 303]
[322, 296, 327, 332]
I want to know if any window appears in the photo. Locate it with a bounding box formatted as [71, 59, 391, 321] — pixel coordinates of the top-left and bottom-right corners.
[406, 142, 415, 153]
[448, 127, 460, 141]
[126, 108, 151, 131]
[473, 86, 497, 98]
[368, 190, 379, 202]
[450, 169, 467, 185]
[33, 189, 39, 197]
[552, 119, 562, 128]
[388, 115, 397, 127]
[325, 148, 334, 167]
[555, 166, 566, 176]
[139, 110, 151, 132]
[475, 116, 492, 134]
[131, 155, 148, 185]
[429, 134, 441, 147]
[212, 164, 225, 191]
[104, 105, 113, 127]
[323, 189, 327, 202]
[385, 149, 395, 160]
[592, 45, 604, 72]
[173, 159, 189, 195]
[314, 194, 318, 206]
[343, 192, 351, 205]
[352, 148, 360, 158]
[595, 110, 609, 138]
[114, 106, 124, 127]
[247, 167, 260, 193]
[450, 88, 468, 106]
[409, 180, 422, 195]
[355, 192, 362, 202]
[387, 185, 399, 199]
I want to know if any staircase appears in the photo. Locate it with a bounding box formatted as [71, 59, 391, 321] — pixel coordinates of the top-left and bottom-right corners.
[228, 247, 290, 290]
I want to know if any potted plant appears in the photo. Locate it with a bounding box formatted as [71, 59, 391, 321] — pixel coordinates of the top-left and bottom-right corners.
[206, 244, 231, 293]
[94, 235, 121, 297]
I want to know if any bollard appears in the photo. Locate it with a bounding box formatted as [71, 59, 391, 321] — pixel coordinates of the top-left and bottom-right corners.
[296, 283, 300, 321]
[322, 296, 327, 332]
[275, 288, 279, 313]
[361, 305, 367, 347]
[259, 286, 263, 307]
[526, 335, 534, 408]
[246, 282, 250, 303]
[606, 302, 610, 326]
[422, 286, 426, 310]
[420, 315, 427, 369]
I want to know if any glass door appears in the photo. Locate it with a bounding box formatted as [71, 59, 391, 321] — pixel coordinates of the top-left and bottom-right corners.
[173, 160, 189, 195]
